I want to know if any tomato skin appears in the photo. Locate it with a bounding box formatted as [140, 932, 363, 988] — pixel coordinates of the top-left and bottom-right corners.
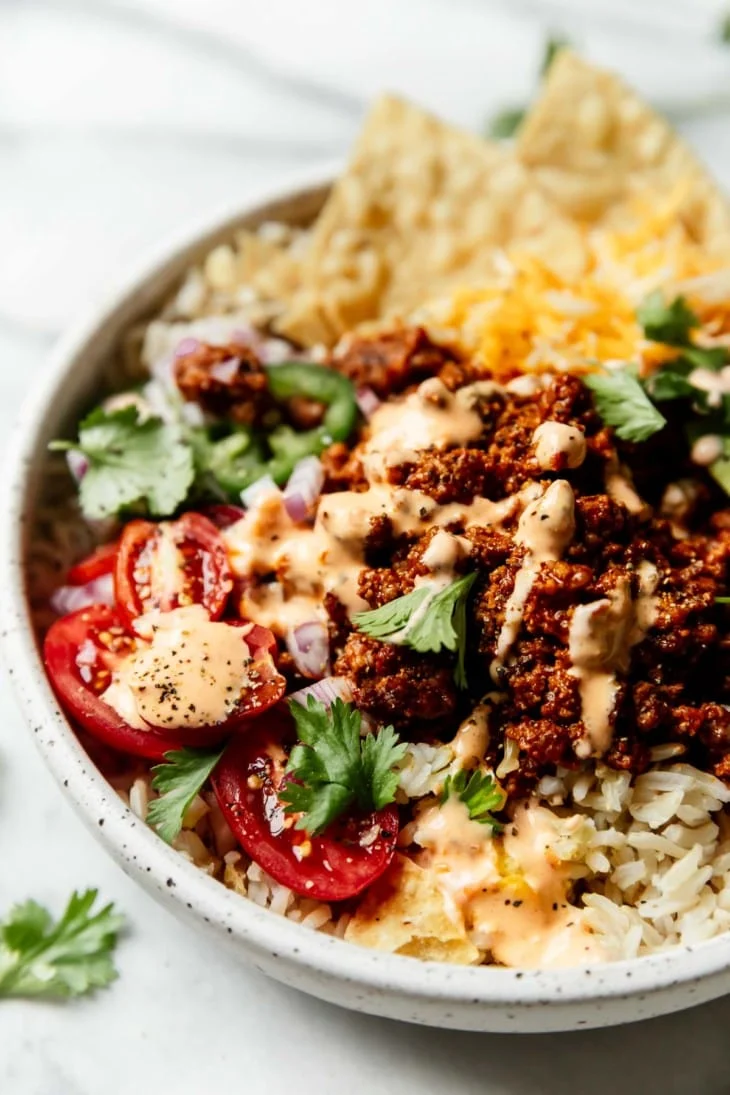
[43, 605, 203, 760]
[212, 719, 399, 902]
[115, 513, 232, 633]
[44, 606, 287, 759]
[67, 542, 118, 585]
[204, 504, 245, 530]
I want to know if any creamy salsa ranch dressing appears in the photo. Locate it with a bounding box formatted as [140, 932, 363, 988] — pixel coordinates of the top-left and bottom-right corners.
[415, 797, 604, 968]
[568, 561, 659, 756]
[102, 605, 256, 729]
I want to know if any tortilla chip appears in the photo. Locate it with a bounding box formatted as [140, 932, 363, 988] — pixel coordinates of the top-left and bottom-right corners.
[223, 858, 248, 897]
[274, 95, 586, 346]
[344, 854, 481, 964]
[517, 51, 730, 253]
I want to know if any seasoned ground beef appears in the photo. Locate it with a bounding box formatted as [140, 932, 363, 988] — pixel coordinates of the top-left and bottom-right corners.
[332, 327, 460, 397]
[334, 632, 459, 729]
[320, 329, 730, 787]
[174, 342, 272, 425]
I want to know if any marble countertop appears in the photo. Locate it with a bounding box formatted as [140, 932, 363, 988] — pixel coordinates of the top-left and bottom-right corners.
[5, 1, 730, 1091]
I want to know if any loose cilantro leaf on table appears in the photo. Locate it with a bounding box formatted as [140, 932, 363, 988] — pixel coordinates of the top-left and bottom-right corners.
[279, 698, 406, 835]
[0, 889, 123, 1000]
[148, 746, 225, 844]
[441, 769, 505, 831]
[50, 406, 194, 520]
[353, 573, 477, 688]
[583, 368, 667, 443]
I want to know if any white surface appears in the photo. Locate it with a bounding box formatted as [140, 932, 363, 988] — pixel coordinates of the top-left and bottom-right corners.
[5, 0, 730, 1091]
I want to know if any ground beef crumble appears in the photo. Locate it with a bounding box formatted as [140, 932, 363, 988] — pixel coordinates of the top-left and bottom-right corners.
[175, 341, 273, 425]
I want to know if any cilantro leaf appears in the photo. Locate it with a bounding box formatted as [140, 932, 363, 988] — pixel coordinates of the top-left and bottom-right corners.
[147, 746, 225, 844]
[279, 697, 406, 835]
[353, 574, 477, 688]
[637, 291, 698, 346]
[352, 585, 431, 641]
[583, 368, 667, 442]
[360, 724, 406, 810]
[645, 360, 695, 402]
[709, 454, 730, 495]
[678, 344, 729, 372]
[441, 769, 505, 831]
[50, 406, 194, 520]
[0, 890, 123, 1000]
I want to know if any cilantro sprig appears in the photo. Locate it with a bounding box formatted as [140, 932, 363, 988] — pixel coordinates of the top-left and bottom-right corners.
[441, 769, 505, 831]
[585, 291, 730, 469]
[583, 368, 667, 443]
[279, 697, 407, 835]
[636, 290, 697, 346]
[147, 746, 225, 844]
[353, 573, 477, 688]
[0, 890, 123, 1000]
[50, 406, 194, 520]
[638, 291, 728, 374]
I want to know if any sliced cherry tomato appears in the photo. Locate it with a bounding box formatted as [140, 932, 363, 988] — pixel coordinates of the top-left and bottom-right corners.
[44, 607, 287, 758]
[242, 622, 278, 660]
[212, 716, 399, 902]
[115, 513, 232, 632]
[204, 504, 245, 530]
[67, 542, 118, 585]
[43, 605, 199, 760]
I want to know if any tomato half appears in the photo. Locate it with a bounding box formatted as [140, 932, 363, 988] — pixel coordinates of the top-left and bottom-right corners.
[67, 542, 118, 585]
[212, 717, 399, 902]
[115, 513, 232, 632]
[43, 604, 199, 760]
[44, 607, 287, 758]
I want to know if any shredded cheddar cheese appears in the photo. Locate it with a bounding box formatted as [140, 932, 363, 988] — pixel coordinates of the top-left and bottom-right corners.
[424, 188, 730, 381]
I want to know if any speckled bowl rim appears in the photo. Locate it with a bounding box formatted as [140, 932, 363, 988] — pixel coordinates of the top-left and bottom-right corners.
[3, 162, 730, 1020]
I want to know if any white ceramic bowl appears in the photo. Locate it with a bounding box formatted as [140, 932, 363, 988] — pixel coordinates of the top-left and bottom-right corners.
[4, 167, 730, 1033]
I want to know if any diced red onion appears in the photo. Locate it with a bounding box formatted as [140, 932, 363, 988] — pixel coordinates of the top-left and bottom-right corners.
[288, 676, 353, 708]
[174, 337, 201, 358]
[66, 449, 88, 483]
[209, 356, 241, 384]
[240, 475, 279, 509]
[283, 456, 324, 522]
[356, 385, 381, 418]
[51, 573, 115, 616]
[287, 621, 329, 679]
[282, 492, 308, 523]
